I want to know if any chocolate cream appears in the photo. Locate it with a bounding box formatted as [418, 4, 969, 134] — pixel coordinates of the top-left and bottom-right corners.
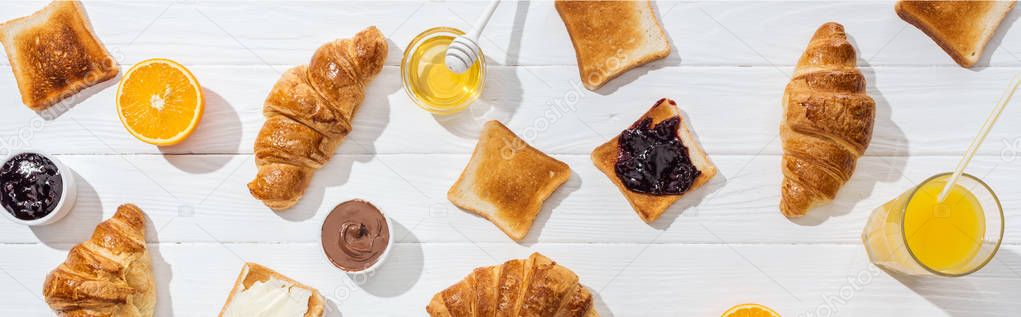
[321, 200, 390, 272]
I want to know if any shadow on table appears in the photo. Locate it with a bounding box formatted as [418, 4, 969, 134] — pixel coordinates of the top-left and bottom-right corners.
[789, 53, 908, 226]
[323, 299, 343, 317]
[143, 212, 175, 317]
[651, 106, 727, 230]
[36, 73, 120, 120]
[32, 171, 103, 249]
[591, 1, 681, 96]
[593, 41, 680, 97]
[355, 219, 424, 297]
[161, 88, 242, 174]
[888, 249, 1021, 316]
[651, 161, 728, 231]
[970, 7, 1020, 71]
[274, 54, 397, 221]
[589, 286, 616, 317]
[434, 0, 528, 138]
[273, 154, 356, 222]
[520, 169, 582, 246]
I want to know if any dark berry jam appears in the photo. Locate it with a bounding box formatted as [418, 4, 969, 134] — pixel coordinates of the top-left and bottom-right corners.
[615, 116, 700, 195]
[0, 153, 62, 221]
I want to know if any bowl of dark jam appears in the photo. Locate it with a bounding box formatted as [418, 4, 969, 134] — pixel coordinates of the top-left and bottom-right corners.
[0, 151, 77, 226]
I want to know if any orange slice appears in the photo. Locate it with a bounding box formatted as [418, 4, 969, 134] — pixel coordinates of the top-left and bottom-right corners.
[116, 58, 204, 146]
[722, 303, 781, 317]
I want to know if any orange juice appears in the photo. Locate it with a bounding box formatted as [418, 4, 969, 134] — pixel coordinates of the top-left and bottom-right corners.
[903, 179, 984, 272]
[862, 173, 1003, 276]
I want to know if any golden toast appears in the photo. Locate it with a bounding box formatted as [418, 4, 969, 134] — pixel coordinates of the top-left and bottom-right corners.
[0, 0, 119, 111]
[555, 0, 671, 91]
[448, 121, 571, 241]
[219, 262, 324, 317]
[896, 0, 1016, 67]
[592, 98, 716, 223]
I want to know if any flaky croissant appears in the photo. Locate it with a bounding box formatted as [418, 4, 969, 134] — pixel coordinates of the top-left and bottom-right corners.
[427, 253, 599, 317]
[43, 204, 156, 317]
[248, 26, 387, 210]
[781, 22, 875, 217]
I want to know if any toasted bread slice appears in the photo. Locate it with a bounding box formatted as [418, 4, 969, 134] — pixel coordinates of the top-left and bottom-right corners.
[896, 0, 1016, 67]
[219, 263, 324, 317]
[448, 121, 571, 241]
[592, 98, 716, 223]
[555, 0, 670, 91]
[0, 0, 119, 111]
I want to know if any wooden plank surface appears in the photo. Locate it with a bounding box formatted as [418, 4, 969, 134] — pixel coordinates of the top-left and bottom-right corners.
[2, 1, 1021, 67]
[1, 154, 1018, 245]
[0, 1, 1019, 316]
[2, 243, 1020, 316]
[2, 66, 1021, 157]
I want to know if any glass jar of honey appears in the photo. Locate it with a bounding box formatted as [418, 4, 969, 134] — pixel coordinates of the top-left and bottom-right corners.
[401, 27, 486, 115]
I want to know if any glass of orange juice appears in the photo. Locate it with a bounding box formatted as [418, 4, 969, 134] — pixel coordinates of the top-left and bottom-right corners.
[862, 173, 1003, 276]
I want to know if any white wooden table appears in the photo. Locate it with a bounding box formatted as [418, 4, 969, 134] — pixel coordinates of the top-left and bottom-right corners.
[1, 1, 1020, 316]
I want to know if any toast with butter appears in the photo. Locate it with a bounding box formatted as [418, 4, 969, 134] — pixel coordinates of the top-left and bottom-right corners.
[592, 98, 716, 223]
[219, 263, 324, 317]
[896, 0, 1016, 67]
[555, 0, 671, 91]
[0, 0, 119, 111]
[448, 121, 571, 241]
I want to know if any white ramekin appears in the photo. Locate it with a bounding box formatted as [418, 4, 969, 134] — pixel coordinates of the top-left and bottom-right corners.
[0, 150, 77, 226]
[356, 215, 394, 276]
[320, 199, 395, 276]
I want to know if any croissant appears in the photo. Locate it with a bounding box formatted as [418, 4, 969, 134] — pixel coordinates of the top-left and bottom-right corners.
[427, 253, 599, 317]
[248, 26, 387, 210]
[43, 204, 155, 317]
[781, 22, 875, 217]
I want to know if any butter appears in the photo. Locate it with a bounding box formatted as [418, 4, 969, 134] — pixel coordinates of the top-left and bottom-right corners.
[222, 277, 311, 317]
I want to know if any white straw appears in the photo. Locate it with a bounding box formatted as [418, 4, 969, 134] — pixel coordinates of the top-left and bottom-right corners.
[937, 74, 1021, 202]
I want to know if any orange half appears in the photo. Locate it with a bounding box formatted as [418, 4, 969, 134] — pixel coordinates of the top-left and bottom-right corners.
[722, 303, 781, 317]
[116, 58, 204, 146]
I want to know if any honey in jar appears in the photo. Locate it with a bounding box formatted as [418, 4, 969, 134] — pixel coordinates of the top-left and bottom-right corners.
[402, 27, 485, 115]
